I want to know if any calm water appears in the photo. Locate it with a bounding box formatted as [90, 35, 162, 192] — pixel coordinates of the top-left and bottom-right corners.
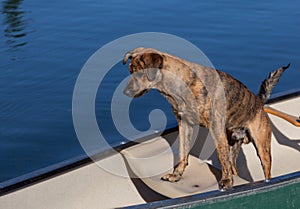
[1, 0, 300, 183]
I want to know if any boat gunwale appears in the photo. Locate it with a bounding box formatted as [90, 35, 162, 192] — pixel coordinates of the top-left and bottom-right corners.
[122, 171, 300, 209]
[267, 88, 300, 104]
[1, 88, 300, 199]
[0, 127, 178, 196]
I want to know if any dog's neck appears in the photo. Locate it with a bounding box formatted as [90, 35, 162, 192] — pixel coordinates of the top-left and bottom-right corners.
[152, 69, 200, 124]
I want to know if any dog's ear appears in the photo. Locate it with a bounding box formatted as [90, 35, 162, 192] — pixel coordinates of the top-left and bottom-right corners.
[123, 47, 146, 65]
[141, 53, 163, 69]
[123, 51, 132, 65]
[145, 68, 159, 81]
[141, 53, 163, 81]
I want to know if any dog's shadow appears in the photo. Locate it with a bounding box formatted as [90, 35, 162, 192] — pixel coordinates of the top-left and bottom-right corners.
[270, 121, 300, 152]
[207, 121, 300, 183]
[206, 149, 254, 183]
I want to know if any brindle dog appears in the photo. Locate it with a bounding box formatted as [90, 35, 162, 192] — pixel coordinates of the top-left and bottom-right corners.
[122, 47, 289, 190]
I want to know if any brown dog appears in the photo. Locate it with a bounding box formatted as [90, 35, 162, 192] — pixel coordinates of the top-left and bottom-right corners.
[123, 47, 289, 190]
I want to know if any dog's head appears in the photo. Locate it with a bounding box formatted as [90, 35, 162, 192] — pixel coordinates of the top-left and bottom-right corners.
[122, 48, 164, 98]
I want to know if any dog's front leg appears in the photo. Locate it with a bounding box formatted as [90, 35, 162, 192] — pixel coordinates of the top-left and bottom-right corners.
[215, 131, 234, 191]
[161, 119, 192, 182]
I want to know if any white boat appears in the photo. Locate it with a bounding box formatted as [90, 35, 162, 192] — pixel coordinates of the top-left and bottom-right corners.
[1, 90, 299, 209]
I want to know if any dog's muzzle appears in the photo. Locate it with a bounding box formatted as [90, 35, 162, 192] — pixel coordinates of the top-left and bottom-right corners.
[123, 85, 148, 98]
[123, 88, 135, 98]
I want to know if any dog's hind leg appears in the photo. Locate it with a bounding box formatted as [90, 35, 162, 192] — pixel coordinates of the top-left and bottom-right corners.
[248, 111, 272, 181]
[229, 140, 243, 176]
[161, 119, 193, 182]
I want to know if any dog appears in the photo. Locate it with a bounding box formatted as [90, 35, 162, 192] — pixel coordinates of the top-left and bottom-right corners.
[122, 47, 289, 190]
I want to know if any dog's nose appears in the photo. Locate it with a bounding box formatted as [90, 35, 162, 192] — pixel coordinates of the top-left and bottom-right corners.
[123, 89, 133, 97]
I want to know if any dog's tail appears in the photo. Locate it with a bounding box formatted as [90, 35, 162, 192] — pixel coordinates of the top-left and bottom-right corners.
[257, 63, 290, 104]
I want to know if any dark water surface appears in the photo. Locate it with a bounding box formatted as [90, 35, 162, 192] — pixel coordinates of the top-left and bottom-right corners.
[0, 0, 299, 182]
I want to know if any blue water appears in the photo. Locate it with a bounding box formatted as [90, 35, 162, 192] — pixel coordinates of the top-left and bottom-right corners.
[1, 0, 300, 183]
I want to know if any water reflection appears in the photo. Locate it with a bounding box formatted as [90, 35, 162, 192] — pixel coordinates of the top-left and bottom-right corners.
[1, 0, 31, 50]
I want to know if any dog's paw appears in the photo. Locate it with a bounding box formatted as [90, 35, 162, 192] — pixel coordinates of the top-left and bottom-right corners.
[161, 173, 181, 182]
[219, 178, 233, 191]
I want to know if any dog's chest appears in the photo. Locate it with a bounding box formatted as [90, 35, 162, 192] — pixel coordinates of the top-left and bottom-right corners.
[160, 91, 209, 126]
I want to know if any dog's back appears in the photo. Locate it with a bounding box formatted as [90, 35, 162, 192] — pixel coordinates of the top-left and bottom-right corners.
[148, 50, 289, 130]
[217, 64, 289, 128]
[215, 70, 260, 128]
